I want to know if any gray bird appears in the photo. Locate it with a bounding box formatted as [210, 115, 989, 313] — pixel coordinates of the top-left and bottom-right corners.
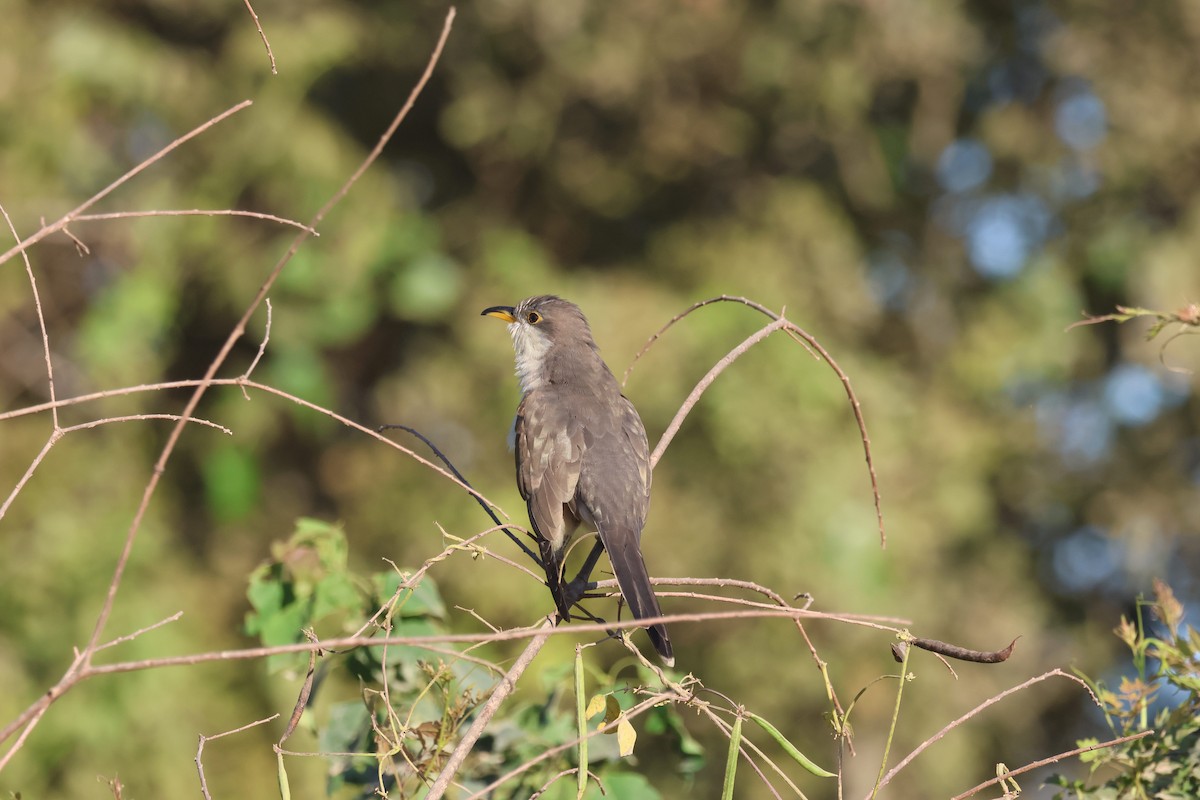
[482, 295, 673, 665]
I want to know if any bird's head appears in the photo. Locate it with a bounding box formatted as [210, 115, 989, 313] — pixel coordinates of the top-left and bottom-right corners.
[481, 295, 600, 393]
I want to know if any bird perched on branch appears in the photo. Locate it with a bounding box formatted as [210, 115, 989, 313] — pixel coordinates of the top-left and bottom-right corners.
[482, 295, 673, 666]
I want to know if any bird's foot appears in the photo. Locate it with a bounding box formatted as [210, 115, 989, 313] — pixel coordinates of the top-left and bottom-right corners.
[563, 577, 598, 608]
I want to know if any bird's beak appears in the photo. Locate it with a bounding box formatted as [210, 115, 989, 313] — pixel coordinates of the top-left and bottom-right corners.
[481, 305, 516, 323]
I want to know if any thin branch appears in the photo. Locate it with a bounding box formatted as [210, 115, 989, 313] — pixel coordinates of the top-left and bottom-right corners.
[64, 414, 233, 436]
[0, 378, 510, 519]
[0, 649, 88, 771]
[240, 0, 277, 74]
[425, 619, 553, 800]
[0, 703, 50, 774]
[71, 606, 894, 678]
[0, 101, 254, 267]
[0, 202, 58, 430]
[196, 714, 280, 800]
[73, 209, 315, 233]
[635, 296, 884, 547]
[240, 298, 272, 395]
[0, 433, 59, 523]
[651, 318, 788, 468]
[530, 767, 603, 799]
[380, 423, 538, 562]
[61, 223, 90, 255]
[950, 730, 1154, 800]
[94, 611, 184, 653]
[869, 668, 1093, 797]
[0, 414, 230, 524]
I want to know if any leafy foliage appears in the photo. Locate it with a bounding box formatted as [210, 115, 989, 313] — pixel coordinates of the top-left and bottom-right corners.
[245, 519, 703, 798]
[1051, 581, 1200, 799]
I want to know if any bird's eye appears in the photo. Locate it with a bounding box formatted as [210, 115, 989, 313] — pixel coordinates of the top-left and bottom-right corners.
[526, 311, 542, 324]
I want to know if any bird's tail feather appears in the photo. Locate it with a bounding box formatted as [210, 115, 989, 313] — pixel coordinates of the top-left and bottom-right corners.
[604, 534, 674, 667]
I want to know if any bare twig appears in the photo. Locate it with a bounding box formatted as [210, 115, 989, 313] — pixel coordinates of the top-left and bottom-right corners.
[950, 730, 1154, 800]
[0, 414, 229, 524]
[61, 223, 90, 255]
[240, 298, 272, 395]
[0, 101, 254, 267]
[380, 423, 538, 562]
[530, 767, 604, 799]
[650, 317, 788, 468]
[623, 295, 808, 385]
[64, 606, 893, 679]
[240, 0, 278, 74]
[425, 619, 553, 800]
[73, 209, 314, 233]
[633, 296, 884, 547]
[0, 435, 58, 525]
[0, 202, 58, 430]
[94, 611, 184, 653]
[196, 714, 280, 800]
[65, 414, 232, 436]
[869, 668, 1093, 797]
[0, 378, 510, 519]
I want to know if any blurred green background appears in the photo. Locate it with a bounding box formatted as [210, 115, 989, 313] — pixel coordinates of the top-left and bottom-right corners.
[1, 0, 1199, 797]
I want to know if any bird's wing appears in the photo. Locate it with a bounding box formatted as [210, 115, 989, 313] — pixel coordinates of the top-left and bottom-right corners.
[515, 390, 585, 552]
[574, 395, 673, 664]
[619, 394, 652, 519]
[516, 390, 587, 619]
[577, 394, 651, 529]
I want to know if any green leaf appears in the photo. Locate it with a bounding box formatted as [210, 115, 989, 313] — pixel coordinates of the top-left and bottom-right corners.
[721, 714, 743, 800]
[319, 702, 371, 753]
[392, 574, 447, 619]
[246, 567, 285, 616]
[313, 571, 361, 620]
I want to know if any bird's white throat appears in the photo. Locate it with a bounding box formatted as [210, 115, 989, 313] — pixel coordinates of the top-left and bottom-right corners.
[508, 322, 553, 393]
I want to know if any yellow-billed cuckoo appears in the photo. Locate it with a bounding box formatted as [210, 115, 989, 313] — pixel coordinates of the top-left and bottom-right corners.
[482, 295, 673, 665]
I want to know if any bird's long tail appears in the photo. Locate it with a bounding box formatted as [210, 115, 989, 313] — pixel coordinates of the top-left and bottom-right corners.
[603, 533, 674, 667]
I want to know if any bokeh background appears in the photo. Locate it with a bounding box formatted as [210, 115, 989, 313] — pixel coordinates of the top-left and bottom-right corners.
[1, 0, 1199, 798]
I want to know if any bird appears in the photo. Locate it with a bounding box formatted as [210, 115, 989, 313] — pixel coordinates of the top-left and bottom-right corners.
[482, 295, 673, 666]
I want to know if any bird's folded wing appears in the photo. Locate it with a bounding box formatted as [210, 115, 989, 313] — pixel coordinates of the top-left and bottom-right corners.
[515, 390, 585, 548]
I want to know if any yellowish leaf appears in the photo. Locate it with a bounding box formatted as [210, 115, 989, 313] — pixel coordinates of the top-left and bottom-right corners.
[585, 694, 607, 720]
[617, 715, 637, 757]
[604, 694, 622, 726]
